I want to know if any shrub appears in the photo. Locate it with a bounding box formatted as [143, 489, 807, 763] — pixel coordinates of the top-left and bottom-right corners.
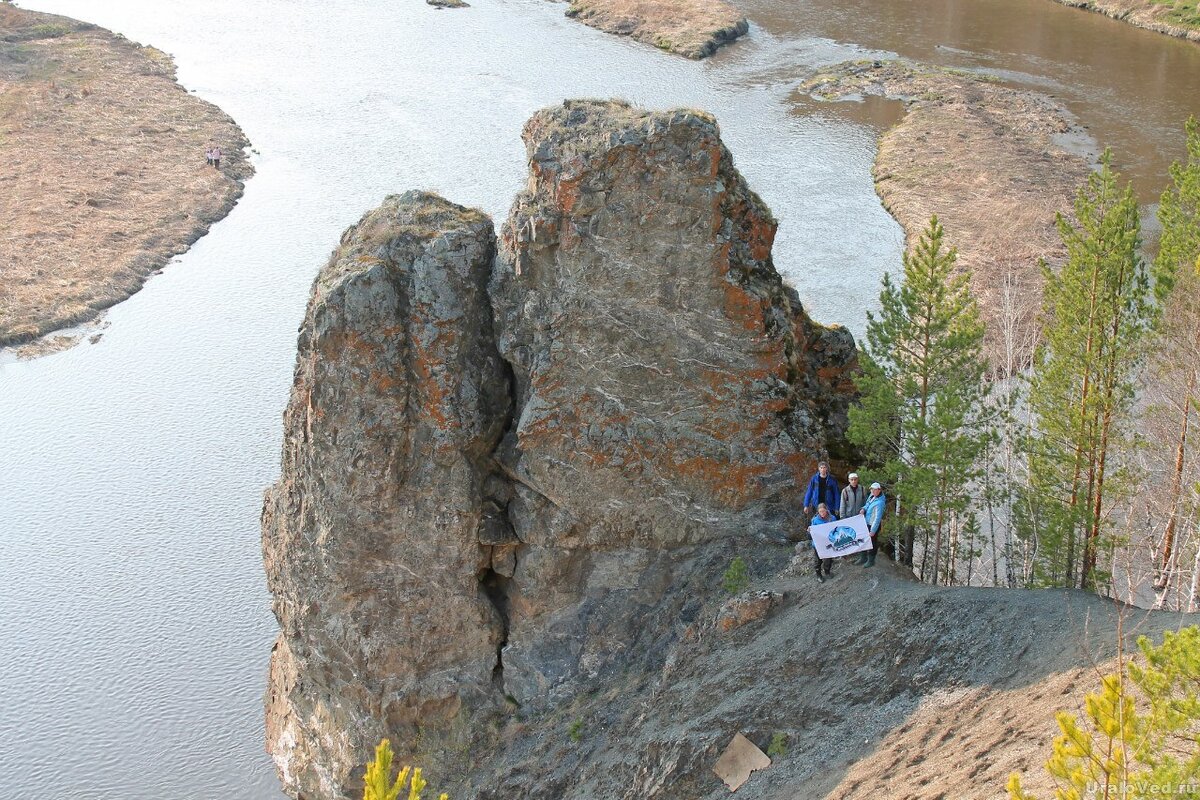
[722, 556, 749, 594]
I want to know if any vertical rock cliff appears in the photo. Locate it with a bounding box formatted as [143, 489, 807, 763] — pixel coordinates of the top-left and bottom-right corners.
[261, 192, 511, 798]
[490, 100, 856, 708]
[262, 102, 857, 799]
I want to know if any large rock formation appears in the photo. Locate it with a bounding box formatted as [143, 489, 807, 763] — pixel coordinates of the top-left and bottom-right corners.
[262, 101, 858, 799]
[261, 193, 511, 797]
[490, 101, 856, 709]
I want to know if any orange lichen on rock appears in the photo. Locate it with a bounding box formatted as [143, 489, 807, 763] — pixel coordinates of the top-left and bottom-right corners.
[675, 454, 771, 508]
[722, 281, 769, 333]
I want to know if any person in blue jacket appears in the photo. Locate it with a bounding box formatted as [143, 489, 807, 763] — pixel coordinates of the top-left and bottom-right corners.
[855, 482, 887, 568]
[803, 461, 840, 517]
[811, 503, 838, 582]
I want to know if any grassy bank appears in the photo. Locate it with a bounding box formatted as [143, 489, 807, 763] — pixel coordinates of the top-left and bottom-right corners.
[801, 61, 1093, 371]
[1054, 0, 1200, 43]
[0, 5, 252, 350]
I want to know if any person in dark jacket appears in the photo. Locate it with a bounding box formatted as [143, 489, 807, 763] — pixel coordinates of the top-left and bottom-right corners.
[811, 503, 838, 582]
[804, 461, 840, 517]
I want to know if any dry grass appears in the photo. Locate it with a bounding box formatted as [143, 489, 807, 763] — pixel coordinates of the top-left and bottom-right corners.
[0, 5, 251, 348]
[1054, 0, 1200, 42]
[802, 62, 1092, 371]
[565, 0, 748, 59]
[828, 666, 1102, 799]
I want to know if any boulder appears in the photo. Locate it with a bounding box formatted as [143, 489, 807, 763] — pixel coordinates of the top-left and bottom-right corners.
[716, 591, 783, 632]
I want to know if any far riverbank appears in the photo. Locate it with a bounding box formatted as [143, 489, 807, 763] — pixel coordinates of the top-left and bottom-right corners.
[0, 4, 252, 352]
[801, 60, 1094, 371]
[1052, 0, 1200, 44]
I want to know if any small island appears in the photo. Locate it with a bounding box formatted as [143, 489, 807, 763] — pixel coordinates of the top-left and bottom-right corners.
[0, 5, 252, 351]
[564, 0, 749, 59]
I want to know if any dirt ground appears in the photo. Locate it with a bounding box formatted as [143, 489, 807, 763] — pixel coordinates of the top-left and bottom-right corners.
[800, 61, 1093, 374]
[0, 5, 251, 350]
[564, 0, 748, 59]
[1054, 0, 1200, 43]
[459, 542, 1182, 799]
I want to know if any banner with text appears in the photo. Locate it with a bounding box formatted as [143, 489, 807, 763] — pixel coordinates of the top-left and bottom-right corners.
[809, 515, 872, 559]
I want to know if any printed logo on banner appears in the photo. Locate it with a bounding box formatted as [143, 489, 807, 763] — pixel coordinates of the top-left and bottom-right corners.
[828, 525, 862, 552]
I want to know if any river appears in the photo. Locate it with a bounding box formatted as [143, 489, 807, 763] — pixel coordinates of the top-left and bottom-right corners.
[1, 0, 1196, 797]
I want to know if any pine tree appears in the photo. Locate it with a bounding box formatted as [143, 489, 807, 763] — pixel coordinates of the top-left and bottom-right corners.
[1127, 628, 1200, 788]
[849, 216, 991, 583]
[363, 739, 407, 800]
[1007, 627, 1200, 800]
[362, 739, 448, 800]
[1147, 118, 1200, 603]
[1024, 152, 1161, 591]
[1007, 673, 1136, 800]
[1157, 117, 1200, 295]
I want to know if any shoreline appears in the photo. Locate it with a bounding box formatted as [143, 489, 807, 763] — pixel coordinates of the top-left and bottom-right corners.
[800, 61, 1094, 373]
[561, 0, 748, 59]
[1052, 0, 1200, 44]
[0, 5, 253, 352]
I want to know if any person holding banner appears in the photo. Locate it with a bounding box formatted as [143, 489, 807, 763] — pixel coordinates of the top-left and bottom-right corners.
[811, 503, 838, 582]
[856, 482, 887, 568]
[803, 461, 840, 518]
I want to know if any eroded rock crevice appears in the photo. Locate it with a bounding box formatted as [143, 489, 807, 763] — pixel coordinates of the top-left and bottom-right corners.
[477, 565, 513, 690]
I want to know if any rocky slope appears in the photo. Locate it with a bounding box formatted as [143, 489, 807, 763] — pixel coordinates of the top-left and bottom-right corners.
[471, 558, 1182, 800]
[0, 5, 251, 351]
[262, 99, 857, 799]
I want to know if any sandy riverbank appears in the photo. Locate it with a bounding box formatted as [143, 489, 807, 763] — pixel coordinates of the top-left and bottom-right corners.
[564, 0, 748, 59]
[1054, 0, 1200, 44]
[801, 61, 1093, 373]
[0, 4, 252, 351]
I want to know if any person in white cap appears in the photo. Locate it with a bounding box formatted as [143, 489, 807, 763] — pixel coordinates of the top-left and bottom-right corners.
[839, 472, 865, 520]
[856, 482, 887, 567]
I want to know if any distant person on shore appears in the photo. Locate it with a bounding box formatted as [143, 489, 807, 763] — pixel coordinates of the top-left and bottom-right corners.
[811, 502, 838, 582]
[839, 472, 865, 519]
[855, 482, 887, 568]
[803, 461, 839, 518]
[205, 145, 215, 167]
[211, 145, 222, 170]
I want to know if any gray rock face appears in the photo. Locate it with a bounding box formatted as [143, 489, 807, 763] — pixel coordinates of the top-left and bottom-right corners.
[262, 192, 510, 799]
[489, 100, 856, 708]
[262, 103, 859, 800]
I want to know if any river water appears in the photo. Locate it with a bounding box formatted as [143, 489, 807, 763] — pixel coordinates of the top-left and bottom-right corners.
[1, 0, 1196, 797]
